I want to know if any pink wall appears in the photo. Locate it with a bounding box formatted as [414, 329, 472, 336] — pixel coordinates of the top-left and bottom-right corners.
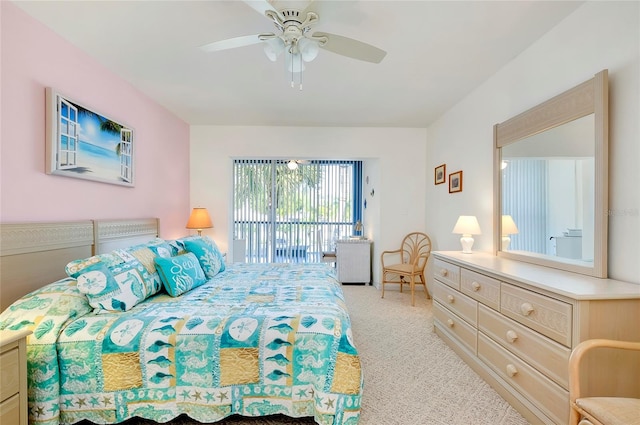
[0, 2, 190, 239]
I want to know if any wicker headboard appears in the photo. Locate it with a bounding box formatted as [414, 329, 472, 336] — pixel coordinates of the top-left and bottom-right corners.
[0, 218, 159, 311]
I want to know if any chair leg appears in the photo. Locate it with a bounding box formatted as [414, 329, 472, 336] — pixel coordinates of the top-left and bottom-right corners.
[381, 275, 385, 298]
[421, 273, 431, 299]
[410, 275, 415, 306]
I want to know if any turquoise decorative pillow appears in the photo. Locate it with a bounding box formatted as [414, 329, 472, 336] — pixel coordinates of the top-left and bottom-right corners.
[154, 252, 207, 297]
[181, 236, 226, 278]
[65, 239, 169, 313]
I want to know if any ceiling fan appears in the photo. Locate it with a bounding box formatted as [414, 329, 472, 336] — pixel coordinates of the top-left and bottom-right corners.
[286, 159, 310, 170]
[199, 0, 386, 88]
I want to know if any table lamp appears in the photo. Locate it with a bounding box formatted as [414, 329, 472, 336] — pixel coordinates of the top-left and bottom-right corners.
[452, 215, 481, 253]
[186, 207, 213, 236]
[501, 215, 519, 251]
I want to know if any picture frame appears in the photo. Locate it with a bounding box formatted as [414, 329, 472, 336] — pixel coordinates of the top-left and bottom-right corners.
[45, 88, 134, 187]
[449, 170, 463, 193]
[434, 164, 446, 185]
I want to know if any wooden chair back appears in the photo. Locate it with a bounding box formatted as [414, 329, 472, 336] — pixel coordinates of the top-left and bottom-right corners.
[399, 232, 432, 271]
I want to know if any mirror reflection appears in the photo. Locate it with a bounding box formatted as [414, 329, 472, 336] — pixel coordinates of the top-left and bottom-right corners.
[500, 114, 595, 262]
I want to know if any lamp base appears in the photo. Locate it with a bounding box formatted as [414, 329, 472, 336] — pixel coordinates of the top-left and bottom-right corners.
[460, 235, 475, 254]
[501, 235, 511, 251]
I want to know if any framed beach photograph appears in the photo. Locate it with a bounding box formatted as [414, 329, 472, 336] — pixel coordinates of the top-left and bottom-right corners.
[434, 164, 446, 185]
[449, 170, 463, 193]
[45, 88, 134, 187]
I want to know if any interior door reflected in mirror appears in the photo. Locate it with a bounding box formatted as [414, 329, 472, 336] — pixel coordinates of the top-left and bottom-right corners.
[501, 114, 595, 261]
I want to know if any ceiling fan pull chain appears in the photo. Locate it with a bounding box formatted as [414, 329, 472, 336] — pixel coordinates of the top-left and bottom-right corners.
[299, 52, 303, 91]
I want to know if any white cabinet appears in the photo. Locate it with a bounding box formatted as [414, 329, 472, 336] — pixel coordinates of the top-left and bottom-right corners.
[336, 239, 372, 284]
[432, 251, 640, 425]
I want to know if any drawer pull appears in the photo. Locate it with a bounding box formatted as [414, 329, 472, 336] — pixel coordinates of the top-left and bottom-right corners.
[440, 269, 448, 277]
[520, 302, 534, 316]
[447, 319, 454, 328]
[506, 330, 518, 343]
[506, 364, 518, 377]
[447, 295, 454, 303]
[471, 281, 481, 291]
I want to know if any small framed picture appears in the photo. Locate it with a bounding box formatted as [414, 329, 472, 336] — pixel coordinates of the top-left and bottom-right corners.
[434, 164, 446, 185]
[449, 170, 463, 193]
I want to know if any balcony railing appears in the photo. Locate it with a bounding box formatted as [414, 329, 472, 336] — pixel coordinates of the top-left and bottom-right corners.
[234, 220, 354, 263]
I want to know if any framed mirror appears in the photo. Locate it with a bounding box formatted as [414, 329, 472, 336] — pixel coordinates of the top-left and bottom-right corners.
[493, 70, 608, 278]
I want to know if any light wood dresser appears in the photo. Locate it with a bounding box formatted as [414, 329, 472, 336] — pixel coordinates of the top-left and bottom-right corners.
[432, 251, 640, 425]
[0, 329, 31, 425]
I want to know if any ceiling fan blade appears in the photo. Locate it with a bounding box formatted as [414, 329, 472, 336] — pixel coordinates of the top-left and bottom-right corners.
[200, 34, 274, 53]
[313, 32, 386, 63]
[243, 0, 278, 18]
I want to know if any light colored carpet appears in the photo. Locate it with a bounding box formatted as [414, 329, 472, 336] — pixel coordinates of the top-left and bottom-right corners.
[81, 286, 530, 425]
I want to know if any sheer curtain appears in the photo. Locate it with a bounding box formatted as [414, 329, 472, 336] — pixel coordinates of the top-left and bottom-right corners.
[502, 159, 548, 254]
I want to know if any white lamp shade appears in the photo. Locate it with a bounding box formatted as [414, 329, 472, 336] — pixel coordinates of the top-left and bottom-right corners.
[263, 37, 285, 62]
[452, 215, 481, 254]
[501, 215, 519, 235]
[285, 51, 305, 73]
[298, 37, 319, 62]
[452, 216, 482, 235]
[501, 215, 518, 251]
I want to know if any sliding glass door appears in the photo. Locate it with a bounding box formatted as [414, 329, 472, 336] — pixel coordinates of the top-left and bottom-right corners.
[233, 159, 362, 263]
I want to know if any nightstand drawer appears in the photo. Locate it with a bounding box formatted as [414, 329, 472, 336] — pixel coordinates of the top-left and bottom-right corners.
[461, 269, 500, 310]
[433, 259, 460, 289]
[0, 330, 31, 425]
[0, 393, 20, 425]
[0, 347, 19, 401]
[434, 301, 477, 353]
[433, 281, 477, 326]
[478, 333, 569, 425]
[501, 283, 572, 346]
[478, 304, 570, 388]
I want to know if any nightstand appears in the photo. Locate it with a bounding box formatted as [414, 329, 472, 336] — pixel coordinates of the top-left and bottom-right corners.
[336, 238, 372, 284]
[0, 329, 31, 425]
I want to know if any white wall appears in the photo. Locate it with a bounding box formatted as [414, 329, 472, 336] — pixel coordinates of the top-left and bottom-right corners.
[190, 126, 428, 284]
[426, 2, 639, 283]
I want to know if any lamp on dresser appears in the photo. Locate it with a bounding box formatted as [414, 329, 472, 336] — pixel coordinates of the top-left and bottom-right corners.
[501, 215, 519, 250]
[452, 215, 481, 253]
[186, 207, 213, 236]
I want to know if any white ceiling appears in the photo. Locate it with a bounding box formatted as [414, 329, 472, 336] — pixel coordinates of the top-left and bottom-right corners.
[14, 0, 582, 128]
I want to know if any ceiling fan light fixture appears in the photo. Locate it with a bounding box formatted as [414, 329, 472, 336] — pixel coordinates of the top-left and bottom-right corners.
[285, 51, 305, 73]
[263, 37, 285, 62]
[298, 37, 319, 62]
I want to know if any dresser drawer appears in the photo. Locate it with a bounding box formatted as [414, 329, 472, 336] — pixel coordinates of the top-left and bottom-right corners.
[500, 283, 572, 347]
[0, 347, 19, 401]
[478, 304, 570, 389]
[460, 269, 500, 310]
[433, 301, 477, 353]
[433, 281, 477, 326]
[433, 259, 460, 289]
[478, 333, 569, 425]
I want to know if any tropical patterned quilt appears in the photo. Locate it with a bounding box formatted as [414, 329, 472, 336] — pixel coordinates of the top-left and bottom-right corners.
[0, 263, 362, 425]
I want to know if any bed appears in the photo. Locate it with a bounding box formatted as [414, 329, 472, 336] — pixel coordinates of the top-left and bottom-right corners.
[0, 219, 362, 425]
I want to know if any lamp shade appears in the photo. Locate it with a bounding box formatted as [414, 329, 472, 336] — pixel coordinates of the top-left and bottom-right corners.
[501, 215, 519, 235]
[186, 208, 213, 235]
[452, 216, 482, 235]
[501, 215, 518, 251]
[298, 37, 319, 62]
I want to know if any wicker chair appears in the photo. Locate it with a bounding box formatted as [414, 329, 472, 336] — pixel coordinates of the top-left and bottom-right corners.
[380, 232, 432, 306]
[569, 339, 640, 425]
